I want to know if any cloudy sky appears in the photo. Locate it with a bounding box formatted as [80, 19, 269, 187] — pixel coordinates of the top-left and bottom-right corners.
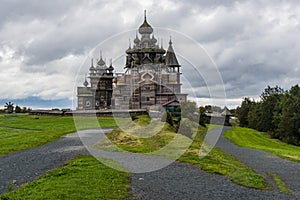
[0, 0, 299, 109]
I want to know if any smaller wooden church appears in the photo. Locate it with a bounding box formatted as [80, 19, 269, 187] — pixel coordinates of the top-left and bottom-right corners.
[77, 55, 114, 110]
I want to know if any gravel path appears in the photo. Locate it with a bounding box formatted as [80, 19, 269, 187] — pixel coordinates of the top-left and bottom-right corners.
[128, 127, 300, 200]
[128, 162, 293, 200]
[213, 127, 300, 196]
[0, 127, 299, 199]
[0, 132, 89, 193]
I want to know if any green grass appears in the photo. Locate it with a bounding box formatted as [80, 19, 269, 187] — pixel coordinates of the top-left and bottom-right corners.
[0, 114, 128, 156]
[0, 155, 131, 200]
[178, 127, 266, 190]
[96, 115, 266, 189]
[0, 115, 268, 191]
[96, 115, 182, 154]
[206, 124, 222, 130]
[267, 172, 290, 194]
[225, 126, 300, 162]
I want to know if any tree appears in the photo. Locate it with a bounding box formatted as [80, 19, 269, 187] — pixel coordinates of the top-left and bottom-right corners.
[258, 85, 284, 132]
[15, 105, 21, 113]
[275, 85, 300, 145]
[260, 85, 284, 101]
[205, 105, 222, 113]
[236, 97, 254, 127]
[198, 106, 207, 127]
[238, 85, 300, 146]
[204, 105, 212, 112]
[179, 100, 199, 122]
[161, 111, 174, 126]
[247, 101, 261, 130]
[21, 107, 27, 113]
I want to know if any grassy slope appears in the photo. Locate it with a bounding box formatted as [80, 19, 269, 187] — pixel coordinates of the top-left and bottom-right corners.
[0, 114, 127, 156]
[0, 156, 131, 200]
[225, 126, 300, 162]
[104, 119, 181, 153]
[178, 127, 266, 189]
[98, 115, 266, 189]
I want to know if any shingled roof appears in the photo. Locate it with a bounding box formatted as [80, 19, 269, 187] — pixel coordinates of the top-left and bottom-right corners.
[221, 107, 233, 116]
[165, 38, 180, 66]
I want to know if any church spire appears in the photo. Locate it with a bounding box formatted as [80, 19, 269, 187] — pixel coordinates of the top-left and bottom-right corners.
[165, 36, 179, 66]
[89, 57, 95, 72]
[128, 38, 132, 49]
[169, 36, 172, 45]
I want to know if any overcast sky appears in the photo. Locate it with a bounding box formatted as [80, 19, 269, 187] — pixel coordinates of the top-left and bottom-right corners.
[0, 0, 299, 109]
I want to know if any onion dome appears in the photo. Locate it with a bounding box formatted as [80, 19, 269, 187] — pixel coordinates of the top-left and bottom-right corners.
[108, 65, 114, 71]
[83, 75, 88, 87]
[83, 79, 88, 87]
[151, 34, 157, 44]
[139, 10, 153, 35]
[108, 59, 114, 72]
[134, 31, 140, 44]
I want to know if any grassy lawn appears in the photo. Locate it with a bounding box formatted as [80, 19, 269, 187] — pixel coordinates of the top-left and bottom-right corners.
[0, 155, 131, 200]
[0, 114, 269, 199]
[97, 115, 266, 190]
[0, 114, 128, 156]
[225, 126, 300, 162]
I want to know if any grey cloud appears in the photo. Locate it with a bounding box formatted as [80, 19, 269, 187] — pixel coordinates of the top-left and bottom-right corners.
[0, 0, 81, 28]
[1, 0, 300, 108]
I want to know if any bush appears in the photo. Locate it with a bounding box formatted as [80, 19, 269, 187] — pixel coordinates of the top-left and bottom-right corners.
[15, 106, 22, 113]
[161, 111, 174, 126]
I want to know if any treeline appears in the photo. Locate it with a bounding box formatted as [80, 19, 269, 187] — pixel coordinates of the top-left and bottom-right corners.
[0, 105, 31, 113]
[15, 106, 32, 113]
[237, 85, 300, 145]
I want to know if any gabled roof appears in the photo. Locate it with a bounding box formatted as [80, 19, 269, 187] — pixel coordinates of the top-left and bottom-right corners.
[221, 107, 233, 116]
[162, 99, 179, 106]
[165, 39, 180, 66]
